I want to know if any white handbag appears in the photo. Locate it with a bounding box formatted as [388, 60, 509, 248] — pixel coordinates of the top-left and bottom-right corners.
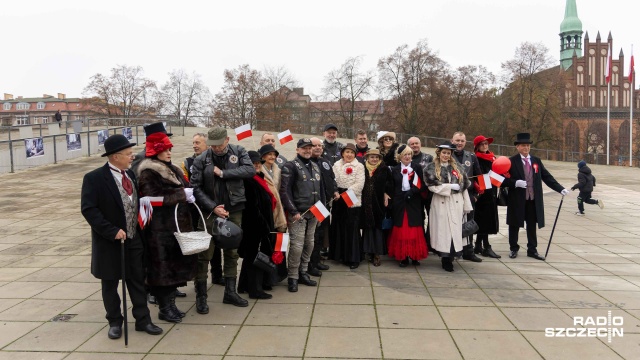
[173, 203, 211, 255]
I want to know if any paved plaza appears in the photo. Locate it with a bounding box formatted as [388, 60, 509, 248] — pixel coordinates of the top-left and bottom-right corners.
[1, 128, 640, 359]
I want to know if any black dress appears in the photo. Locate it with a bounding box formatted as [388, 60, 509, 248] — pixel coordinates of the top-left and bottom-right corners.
[474, 156, 499, 235]
[361, 163, 389, 256]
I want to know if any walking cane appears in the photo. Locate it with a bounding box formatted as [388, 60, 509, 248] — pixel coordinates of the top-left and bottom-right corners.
[121, 239, 128, 347]
[544, 195, 564, 259]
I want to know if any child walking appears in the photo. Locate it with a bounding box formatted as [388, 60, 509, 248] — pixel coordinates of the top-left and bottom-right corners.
[571, 160, 603, 216]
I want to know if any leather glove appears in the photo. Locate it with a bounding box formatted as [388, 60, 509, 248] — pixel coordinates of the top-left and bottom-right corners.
[561, 189, 570, 196]
[450, 183, 461, 191]
[515, 180, 527, 188]
[473, 182, 484, 195]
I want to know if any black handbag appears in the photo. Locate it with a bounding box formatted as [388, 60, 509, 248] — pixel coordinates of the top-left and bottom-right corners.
[253, 251, 277, 275]
[496, 187, 509, 207]
[462, 219, 479, 238]
[212, 216, 243, 249]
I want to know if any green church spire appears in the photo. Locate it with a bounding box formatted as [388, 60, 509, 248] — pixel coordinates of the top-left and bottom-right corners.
[559, 0, 584, 70]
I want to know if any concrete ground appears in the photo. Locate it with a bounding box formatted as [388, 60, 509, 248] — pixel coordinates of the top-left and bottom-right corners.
[1, 128, 639, 359]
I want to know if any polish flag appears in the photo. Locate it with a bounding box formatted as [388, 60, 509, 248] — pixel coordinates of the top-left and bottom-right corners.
[477, 174, 492, 191]
[309, 200, 330, 222]
[488, 170, 505, 187]
[274, 232, 290, 252]
[410, 171, 421, 189]
[605, 43, 612, 84]
[138, 196, 164, 228]
[277, 130, 293, 145]
[341, 189, 358, 207]
[234, 124, 252, 141]
[629, 45, 635, 82]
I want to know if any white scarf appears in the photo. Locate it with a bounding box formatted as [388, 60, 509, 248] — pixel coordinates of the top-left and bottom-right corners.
[401, 163, 413, 191]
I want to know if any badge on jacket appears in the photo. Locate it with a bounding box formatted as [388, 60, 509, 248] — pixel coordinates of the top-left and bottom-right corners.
[229, 155, 238, 164]
[276, 157, 283, 164]
[322, 162, 330, 170]
[315, 174, 321, 181]
[465, 160, 470, 167]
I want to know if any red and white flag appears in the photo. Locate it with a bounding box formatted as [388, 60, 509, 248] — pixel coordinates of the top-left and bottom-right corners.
[138, 196, 163, 229]
[411, 171, 421, 189]
[488, 170, 505, 187]
[277, 129, 293, 145]
[477, 174, 492, 191]
[309, 200, 330, 222]
[341, 189, 358, 207]
[606, 43, 613, 84]
[274, 232, 290, 252]
[629, 45, 635, 83]
[234, 124, 252, 141]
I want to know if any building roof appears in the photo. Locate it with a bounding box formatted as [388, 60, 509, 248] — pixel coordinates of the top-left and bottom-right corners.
[560, 0, 582, 34]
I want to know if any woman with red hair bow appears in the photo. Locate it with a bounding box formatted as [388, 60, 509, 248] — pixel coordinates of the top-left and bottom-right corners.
[136, 132, 197, 323]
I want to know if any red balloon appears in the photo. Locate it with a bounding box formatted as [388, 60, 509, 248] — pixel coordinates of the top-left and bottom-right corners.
[492, 156, 511, 174]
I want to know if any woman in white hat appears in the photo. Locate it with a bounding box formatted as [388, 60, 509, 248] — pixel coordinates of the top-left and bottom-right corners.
[376, 131, 399, 167]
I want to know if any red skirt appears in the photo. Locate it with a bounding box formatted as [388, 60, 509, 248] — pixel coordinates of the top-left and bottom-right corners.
[387, 211, 428, 261]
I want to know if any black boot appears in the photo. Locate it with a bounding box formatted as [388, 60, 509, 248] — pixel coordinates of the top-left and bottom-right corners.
[462, 245, 482, 262]
[170, 291, 186, 318]
[157, 294, 182, 323]
[298, 272, 317, 286]
[307, 265, 322, 277]
[441, 257, 454, 272]
[223, 277, 249, 307]
[474, 240, 483, 255]
[482, 245, 501, 259]
[249, 269, 272, 300]
[288, 278, 298, 292]
[194, 281, 209, 315]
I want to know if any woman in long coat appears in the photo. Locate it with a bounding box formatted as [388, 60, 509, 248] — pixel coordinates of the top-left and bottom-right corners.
[238, 151, 277, 299]
[386, 145, 428, 267]
[472, 135, 501, 258]
[360, 149, 389, 266]
[330, 143, 366, 269]
[258, 144, 288, 283]
[137, 132, 197, 323]
[425, 141, 473, 272]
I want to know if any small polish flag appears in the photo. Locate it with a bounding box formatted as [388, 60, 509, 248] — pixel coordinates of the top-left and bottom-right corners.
[488, 170, 505, 187]
[605, 43, 612, 84]
[277, 129, 293, 145]
[410, 171, 421, 189]
[234, 124, 252, 141]
[341, 189, 358, 207]
[477, 174, 492, 191]
[309, 200, 330, 222]
[274, 232, 290, 252]
[137, 196, 164, 228]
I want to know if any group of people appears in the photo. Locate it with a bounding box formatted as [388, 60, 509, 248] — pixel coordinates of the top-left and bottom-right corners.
[81, 121, 576, 341]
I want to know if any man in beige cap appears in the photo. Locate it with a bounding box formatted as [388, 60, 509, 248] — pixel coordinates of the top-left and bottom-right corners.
[190, 127, 255, 313]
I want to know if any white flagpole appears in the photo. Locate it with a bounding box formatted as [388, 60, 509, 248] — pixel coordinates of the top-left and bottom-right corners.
[607, 43, 611, 165]
[631, 44, 634, 167]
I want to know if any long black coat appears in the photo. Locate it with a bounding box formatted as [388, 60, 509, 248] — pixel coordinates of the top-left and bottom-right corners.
[503, 154, 565, 228]
[474, 156, 499, 234]
[387, 164, 426, 227]
[361, 162, 389, 229]
[81, 163, 141, 280]
[137, 159, 197, 287]
[238, 174, 275, 260]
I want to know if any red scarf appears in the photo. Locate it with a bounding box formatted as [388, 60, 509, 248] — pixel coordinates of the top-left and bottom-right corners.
[475, 151, 496, 162]
[253, 174, 276, 210]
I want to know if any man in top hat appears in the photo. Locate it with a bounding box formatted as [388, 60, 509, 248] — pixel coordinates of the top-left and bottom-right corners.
[280, 138, 323, 292]
[190, 127, 255, 313]
[81, 134, 162, 340]
[131, 122, 173, 175]
[259, 133, 288, 168]
[322, 124, 344, 166]
[502, 133, 569, 261]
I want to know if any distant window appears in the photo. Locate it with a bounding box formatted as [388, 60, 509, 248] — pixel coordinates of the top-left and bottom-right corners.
[37, 102, 45, 110]
[16, 102, 30, 110]
[16, 116, 29, 125]
[2, 103, 10, 110]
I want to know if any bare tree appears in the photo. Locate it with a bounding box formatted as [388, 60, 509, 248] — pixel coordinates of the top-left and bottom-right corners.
[83, 65, 158, 121]
[448, 65, 497, 135]
[160, 69, 211, 125]
[256, 66, 299, 129]
[213, 64, 263, 128]
[322, 56, 375, 138]
[378, 39, 449, 136]
[500, 42, 566, 148]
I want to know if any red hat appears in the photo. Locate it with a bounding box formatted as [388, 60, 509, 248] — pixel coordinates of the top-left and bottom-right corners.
[473, 135, 494, 148]
[145, 132, 173, 157]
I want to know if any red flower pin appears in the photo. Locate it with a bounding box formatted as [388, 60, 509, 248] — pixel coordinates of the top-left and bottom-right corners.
[452, 170, 459, 178]
[402, 168, 408, 174]
[532, 163, 539, 173]
[346, 167, 353, 175]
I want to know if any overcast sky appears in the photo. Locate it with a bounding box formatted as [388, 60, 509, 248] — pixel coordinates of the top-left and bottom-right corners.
[1, 0, 637, 101]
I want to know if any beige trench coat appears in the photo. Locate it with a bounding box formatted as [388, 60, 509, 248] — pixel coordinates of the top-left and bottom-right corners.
[428, 184, 473, 254]
[261, 163, 287, 232]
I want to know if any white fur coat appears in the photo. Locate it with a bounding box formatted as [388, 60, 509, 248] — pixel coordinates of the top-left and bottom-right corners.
[332, 159, 365, 208]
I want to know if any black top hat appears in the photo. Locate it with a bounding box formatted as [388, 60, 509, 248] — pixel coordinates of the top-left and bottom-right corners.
[143, 122, 173, 137]
[259, 144, 280, 158]
[323, 123, 338, 132]
[435, 140, 455, 150]
[102, 134, 136, 157]
[514, 133, 533, 145]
